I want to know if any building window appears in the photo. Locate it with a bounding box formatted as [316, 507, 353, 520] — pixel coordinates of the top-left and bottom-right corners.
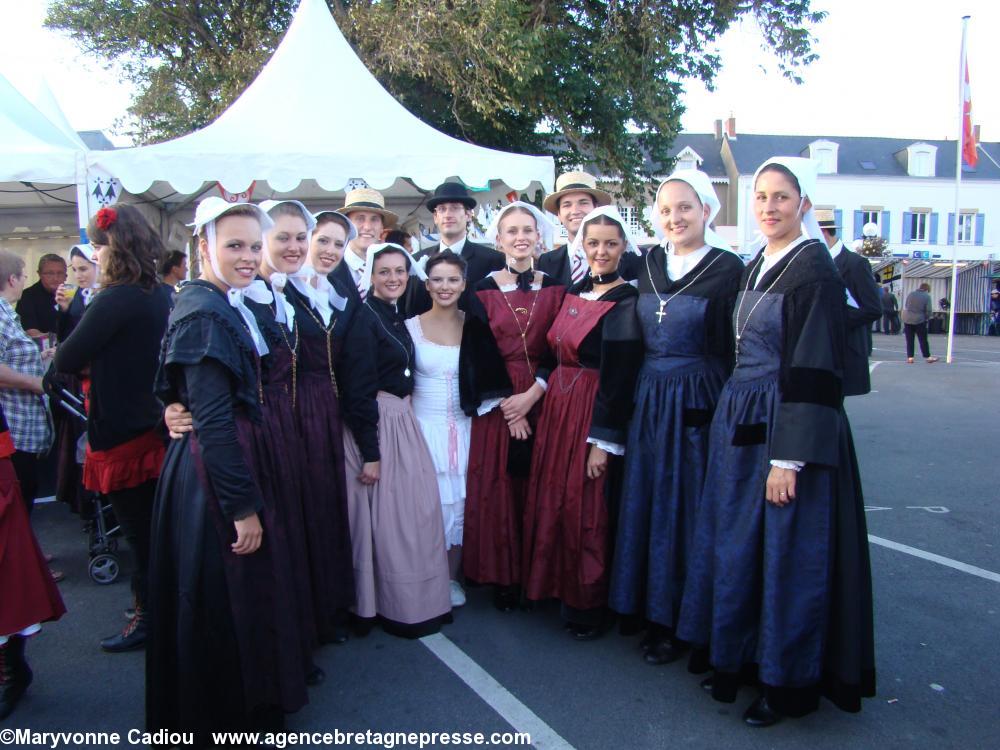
[815, 148, 835, 173]
[617, 205, 643, 237]
[861, 210, 881, 231]
[909, 211, 930, 243]
[677, 157, 697, 171]
[911, 151, 932, 177]
[957, 212, 976, 244]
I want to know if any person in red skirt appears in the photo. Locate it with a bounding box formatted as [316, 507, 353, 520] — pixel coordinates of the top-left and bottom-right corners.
[522, 206, 644, 639]
[54, 205, 171, 652]
[0, 402, 66, 720]
[461, 202, 565, 611]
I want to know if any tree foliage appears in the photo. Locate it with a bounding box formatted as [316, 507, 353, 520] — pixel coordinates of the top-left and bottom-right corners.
[46, 0, 825, 204]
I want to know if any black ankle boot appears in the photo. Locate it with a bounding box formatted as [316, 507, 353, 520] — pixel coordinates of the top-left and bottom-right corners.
[0, 635, 33, 720]
[101, 609, 147, 652]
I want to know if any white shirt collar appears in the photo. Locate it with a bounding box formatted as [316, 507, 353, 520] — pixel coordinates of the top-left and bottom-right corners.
[666, 243, 710, 281]
[829, 239, 844, 259]
[344, 246, 367, 278]
[441, 235, 467, 255]
[755, 234, 806, 288]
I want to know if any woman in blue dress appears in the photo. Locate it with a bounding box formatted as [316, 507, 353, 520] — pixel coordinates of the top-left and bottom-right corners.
[676, 157, 875, 726]
[608, 169, 744, 665]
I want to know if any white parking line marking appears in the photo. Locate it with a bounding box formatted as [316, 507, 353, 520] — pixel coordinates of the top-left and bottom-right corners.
[869, 361, 881, 374]
[421, 633, 576, 750]
[869, 535, 1000, 584]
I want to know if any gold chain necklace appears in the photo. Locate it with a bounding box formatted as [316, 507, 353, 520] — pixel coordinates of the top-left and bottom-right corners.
[498, 276, 540, 378]
[269, 302, 300, 408]
[734, 246, 804, 367]
[298, 302, 340, 398]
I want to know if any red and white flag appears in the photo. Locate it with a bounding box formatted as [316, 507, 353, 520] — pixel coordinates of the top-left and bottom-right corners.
[962, 62, 977, 167]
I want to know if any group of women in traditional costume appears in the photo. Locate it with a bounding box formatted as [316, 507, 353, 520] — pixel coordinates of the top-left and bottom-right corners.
[137, 154, 873, 744]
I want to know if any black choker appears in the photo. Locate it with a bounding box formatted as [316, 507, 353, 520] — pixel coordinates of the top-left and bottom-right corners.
[506, 265, 534, 292]
[591, 270, 621, 284]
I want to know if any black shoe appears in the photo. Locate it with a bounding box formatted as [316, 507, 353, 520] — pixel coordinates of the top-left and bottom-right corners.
[569, 622, 609, 641]
[643, 639, 683, 665]
[101, 612, 147, 653]
[329, 626, 349, 645]
[700, 676, 714, 694]
[124, 607, 136, 621]
[305, 665, 325, 687]
[350, 615, 375, 638]
[743, 696, 783, 728]
[0, 636, 33, 721]
[493, 586, 519, 612]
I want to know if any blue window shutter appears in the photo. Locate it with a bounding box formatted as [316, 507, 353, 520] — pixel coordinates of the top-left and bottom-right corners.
[834, 209, 843, 234]
[976, 214, 985, 246]
[902, 212, 912, 244]
[929, 213, 939, 244]
[881, 211, 890, 240]
[853, 210, 863, 240]
[947, 213, 955, 244]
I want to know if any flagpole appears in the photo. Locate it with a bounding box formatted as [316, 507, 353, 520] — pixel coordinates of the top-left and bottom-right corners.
[946, 16, 970, 364]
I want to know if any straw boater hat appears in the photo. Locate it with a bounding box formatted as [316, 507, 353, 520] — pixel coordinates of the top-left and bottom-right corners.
[338, 187, 399, 229]
[816, 209, 839, 230]
[542, 171, 613, 215]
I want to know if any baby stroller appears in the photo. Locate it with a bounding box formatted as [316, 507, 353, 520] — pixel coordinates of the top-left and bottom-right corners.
[49, 383, 122, 584]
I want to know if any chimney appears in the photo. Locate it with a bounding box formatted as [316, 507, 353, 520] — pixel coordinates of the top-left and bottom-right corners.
[714, 119, 723, 140]
[726, 115, 737, 139]
[974, 124, 981, 143]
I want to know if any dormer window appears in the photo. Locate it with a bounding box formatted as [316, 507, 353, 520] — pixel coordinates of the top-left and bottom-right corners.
[905, 143, 937, 177]
[807, 139, 839, 174]
[675, 146, 703, 172]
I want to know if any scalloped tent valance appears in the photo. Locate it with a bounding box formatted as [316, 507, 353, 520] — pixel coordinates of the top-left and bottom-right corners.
[86, 0, 554, 196]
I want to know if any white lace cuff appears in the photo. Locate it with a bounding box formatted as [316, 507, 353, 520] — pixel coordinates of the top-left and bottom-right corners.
[534, 377, 548, 393]
[477, 398, 503, 417]
[770, 459, 804, 471]
[587, 437, 625, 456]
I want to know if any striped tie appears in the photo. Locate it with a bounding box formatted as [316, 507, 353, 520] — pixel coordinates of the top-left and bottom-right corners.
[355, 269, 367, 302]
[570, 250, 587, 284]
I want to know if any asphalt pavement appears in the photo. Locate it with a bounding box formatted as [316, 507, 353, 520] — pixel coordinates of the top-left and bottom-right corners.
[6, 332, 1000, 749]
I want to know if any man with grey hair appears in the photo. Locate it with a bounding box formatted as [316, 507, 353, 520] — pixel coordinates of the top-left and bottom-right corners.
[16, 253, 67, 338]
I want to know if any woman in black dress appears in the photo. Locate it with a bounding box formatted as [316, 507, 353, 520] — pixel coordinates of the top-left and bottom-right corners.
[676, 157, 875, 726]
[55, 206, 170, 652]
[147, 198, 308, 745]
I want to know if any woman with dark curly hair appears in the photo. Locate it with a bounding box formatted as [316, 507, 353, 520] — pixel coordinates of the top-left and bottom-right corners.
[54, 204, 171, 653]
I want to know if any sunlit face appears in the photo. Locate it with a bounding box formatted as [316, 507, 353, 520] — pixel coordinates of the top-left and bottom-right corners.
[496, 209, 539, 265]
[658, 181, 710, 252]
[38, 261, 67, 293]
[371, 251, 409, 302]
[264, 213, 308, 274]
[425, 261, 466, 309]
[754, 169, 811, 247]
[557, 192, 597, 238]
[582, 222, 625, 276]
[70, 255, 97, 289]
[433, 202, 472, 238]
[310, 220, 348, 274]
[347, 210, 384, 253]
[200, 214, 263, 291]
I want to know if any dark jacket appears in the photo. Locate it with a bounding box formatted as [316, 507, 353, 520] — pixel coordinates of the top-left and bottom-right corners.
[833, 246, 881, 396]
[16, 281, 59, 334]
[405, 238, 505, 315]
[537, 243, 643, 287]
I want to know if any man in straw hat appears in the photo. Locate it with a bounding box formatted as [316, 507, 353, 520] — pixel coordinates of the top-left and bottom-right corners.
[407, 182, 505, 314]
[331, 187, 400, 303]
[817, 208, 881, 396]
[538, 171, 641, 286]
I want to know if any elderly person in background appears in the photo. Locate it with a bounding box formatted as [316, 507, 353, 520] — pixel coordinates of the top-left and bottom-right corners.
[0, 250, 54, 518]
[16, 254, 67, 338]
[901, 283, 939, 364]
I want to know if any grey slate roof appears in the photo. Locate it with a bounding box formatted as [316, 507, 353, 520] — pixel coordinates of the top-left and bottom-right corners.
[665, 133, 728, 178]
[723, 134, 1000, 180]
[77, 130, 115, 150]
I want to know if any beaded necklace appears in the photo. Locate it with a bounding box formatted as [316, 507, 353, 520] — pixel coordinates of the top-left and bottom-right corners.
[496, 272, 541, 378]
[297, 300, 340, 397]
[645, 247, 723, 324]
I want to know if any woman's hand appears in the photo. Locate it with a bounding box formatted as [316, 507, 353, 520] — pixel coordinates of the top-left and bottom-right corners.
[586, 444, 608, 480]
[360, 461, 380, 485]
[55, 285, 72, 312]
[232, 513, 263, 555]
[40, 346, 57, 362]
[164, 402, 193, 439]
[501, 384, 542, 423]
[765, 466, 797, 506]
[508, 417, 532, 441]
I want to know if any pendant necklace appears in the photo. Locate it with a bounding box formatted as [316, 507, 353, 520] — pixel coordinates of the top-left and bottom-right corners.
[498, 270, 540, 377]
[646, 247, 723, 324]
[366, 299, 413, 378]
[733, 245, 804, 367]
[298, 300, 340, 397]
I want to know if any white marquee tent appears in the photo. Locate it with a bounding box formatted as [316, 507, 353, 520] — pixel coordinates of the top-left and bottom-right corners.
[86, 0, 554, 199]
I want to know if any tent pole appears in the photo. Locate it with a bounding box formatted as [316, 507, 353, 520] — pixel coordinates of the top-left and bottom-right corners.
[946, 16, 970, 363]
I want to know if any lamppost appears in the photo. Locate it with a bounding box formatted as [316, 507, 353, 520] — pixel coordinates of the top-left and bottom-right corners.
[860, 221, 887, 258]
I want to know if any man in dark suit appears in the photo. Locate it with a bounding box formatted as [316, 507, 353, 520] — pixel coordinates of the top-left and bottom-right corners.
[16, 254, 66, 337]
[818, 209, 882, 396]
[407, 182, 504, 314]
[537, 171, 641, 286]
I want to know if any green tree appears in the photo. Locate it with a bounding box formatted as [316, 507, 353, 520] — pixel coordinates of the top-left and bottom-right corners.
[46, 1, 825, 204]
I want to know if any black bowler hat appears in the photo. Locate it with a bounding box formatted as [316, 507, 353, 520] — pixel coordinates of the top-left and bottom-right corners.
[426, 182, 477, 211]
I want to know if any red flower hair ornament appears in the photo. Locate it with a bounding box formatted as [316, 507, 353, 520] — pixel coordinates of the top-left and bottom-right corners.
[95, 207, 118, 231]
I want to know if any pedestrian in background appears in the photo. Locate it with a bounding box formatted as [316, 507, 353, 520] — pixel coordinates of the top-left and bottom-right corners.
[16, 254, 67, 339]
[901, 283, 938, 364]
[880, 285, 899, 335]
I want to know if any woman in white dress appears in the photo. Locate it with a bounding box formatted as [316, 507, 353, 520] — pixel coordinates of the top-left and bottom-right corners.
[405, 251, 471, 608]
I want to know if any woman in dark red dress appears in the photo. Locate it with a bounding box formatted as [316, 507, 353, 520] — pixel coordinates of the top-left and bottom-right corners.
[462, 202, 565, 611]
[0, 402, 65, 720]
[522, 206, 644, 639]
